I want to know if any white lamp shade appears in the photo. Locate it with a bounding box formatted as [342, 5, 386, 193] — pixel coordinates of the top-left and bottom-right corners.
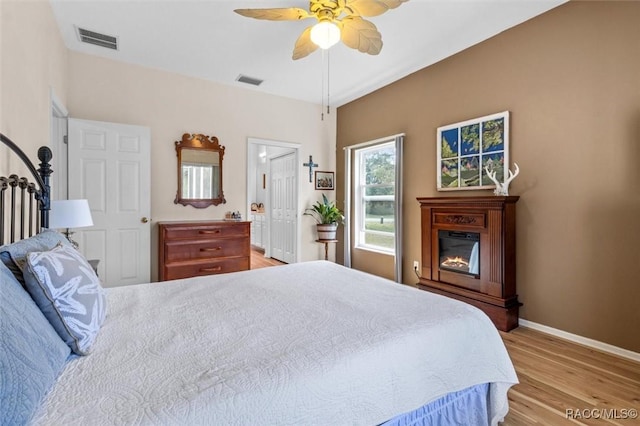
[310, 21, 340, 49]
[49, 199, 94, 229]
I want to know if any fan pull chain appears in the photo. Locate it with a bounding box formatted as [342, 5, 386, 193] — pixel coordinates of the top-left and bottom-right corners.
[327, 50, 331, 116]
[320, 49, 331, 121]
[321, 49, 325, 121]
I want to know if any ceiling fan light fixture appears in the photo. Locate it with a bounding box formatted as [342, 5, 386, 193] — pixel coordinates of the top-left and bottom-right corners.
[310, 21, 340, 49]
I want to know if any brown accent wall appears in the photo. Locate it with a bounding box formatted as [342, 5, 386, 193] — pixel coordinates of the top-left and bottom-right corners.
[336, 1, 640, 352]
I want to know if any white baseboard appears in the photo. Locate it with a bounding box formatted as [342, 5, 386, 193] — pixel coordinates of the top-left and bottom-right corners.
[519, 319, 640, 362]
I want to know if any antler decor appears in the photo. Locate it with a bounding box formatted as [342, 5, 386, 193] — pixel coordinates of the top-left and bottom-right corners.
[484, 163, 520, 196]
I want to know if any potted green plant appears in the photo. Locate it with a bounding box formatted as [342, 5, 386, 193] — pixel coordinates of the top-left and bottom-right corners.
[304, 194, 345, 240]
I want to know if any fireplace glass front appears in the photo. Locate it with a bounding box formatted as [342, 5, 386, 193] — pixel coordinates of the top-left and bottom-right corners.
[438, 230, 480, 276]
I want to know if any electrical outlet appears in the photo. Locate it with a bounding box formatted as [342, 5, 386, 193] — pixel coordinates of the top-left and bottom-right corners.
[413, 260, 419, 271]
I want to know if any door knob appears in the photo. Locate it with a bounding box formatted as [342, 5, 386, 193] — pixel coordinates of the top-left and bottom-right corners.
[141, 217, 150, 223]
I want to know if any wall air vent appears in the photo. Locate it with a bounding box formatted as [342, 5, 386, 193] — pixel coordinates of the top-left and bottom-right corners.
[236, 75, 264, 86]
[76, 27, 118, 50]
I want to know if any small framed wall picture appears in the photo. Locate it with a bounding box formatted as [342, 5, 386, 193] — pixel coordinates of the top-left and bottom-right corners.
[314, 171, 334, 190]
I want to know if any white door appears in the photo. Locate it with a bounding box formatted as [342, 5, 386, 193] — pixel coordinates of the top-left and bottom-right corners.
[270, 152, 297, 263]
[68, 118, 151, 287]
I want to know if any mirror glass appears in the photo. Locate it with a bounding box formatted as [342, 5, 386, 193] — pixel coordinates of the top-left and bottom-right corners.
[175, 134, 226, 208]
[181, 149, 220, 199]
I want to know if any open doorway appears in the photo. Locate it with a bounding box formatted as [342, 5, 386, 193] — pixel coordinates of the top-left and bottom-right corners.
[247, 138, 300, 264]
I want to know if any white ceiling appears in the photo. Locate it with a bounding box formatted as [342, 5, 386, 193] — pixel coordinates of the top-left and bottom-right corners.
[50, 0, 566, 107]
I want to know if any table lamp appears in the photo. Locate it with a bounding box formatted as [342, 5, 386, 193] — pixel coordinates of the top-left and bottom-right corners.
[49, 199, 94, 248]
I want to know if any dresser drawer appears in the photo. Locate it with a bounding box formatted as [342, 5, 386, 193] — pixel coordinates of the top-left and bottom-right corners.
[164, 238, 248, 262]
[162, 223, 248, 241]
[163, 257, 250, 281]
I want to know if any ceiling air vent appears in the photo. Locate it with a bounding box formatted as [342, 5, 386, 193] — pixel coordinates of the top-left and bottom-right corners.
[76, 27, 118, 50]
[236, 75, 263, 86]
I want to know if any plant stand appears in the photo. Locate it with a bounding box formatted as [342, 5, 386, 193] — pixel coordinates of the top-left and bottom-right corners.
[316, 239, 338, 261]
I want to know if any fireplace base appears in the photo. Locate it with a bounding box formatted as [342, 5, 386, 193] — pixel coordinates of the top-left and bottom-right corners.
[417, 279, 520, 331]
[417, 196, 520, 332]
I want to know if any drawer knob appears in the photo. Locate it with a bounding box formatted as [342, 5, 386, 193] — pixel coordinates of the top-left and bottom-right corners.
[199, 230, 221, 234]
[200, 247, 222, 252]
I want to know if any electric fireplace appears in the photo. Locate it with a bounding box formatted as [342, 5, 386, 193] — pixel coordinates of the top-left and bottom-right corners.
[438, 230, 480, 276]
[416, 196, 521, 331]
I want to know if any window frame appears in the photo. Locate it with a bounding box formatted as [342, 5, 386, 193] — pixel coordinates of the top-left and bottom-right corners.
[354, 141, 396, 254]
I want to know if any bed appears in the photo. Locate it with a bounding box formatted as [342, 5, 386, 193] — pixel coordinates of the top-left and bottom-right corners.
[1, 135, 518, 425]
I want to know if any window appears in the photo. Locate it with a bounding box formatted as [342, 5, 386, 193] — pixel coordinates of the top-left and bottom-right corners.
[345, 133, 403, 281]
[355, 141, 396, 253]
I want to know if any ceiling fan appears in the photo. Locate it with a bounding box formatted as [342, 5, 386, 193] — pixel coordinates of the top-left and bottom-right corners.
[235, 0, 409, 60]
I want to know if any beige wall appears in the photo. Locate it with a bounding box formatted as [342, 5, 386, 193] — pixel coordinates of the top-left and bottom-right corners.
[66, 52, 337, 281]
[336, 1, 640, 352]
[0, 0, 68, 174]
[1, 0, 337, 280]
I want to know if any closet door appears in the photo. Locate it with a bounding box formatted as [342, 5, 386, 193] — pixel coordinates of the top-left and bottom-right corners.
[270, 152, 297, 263]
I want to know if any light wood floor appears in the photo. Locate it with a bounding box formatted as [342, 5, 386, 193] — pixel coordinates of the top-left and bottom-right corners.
[250, 247, 286, 269]
[249, 254, 640, 424]
[501, 327, 639, 425]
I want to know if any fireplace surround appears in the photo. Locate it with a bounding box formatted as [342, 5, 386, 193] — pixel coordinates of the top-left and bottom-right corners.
[416, 196, 520, 331]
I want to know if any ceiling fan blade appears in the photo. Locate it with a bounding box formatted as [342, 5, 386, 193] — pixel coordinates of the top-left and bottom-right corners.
[292, 26, 319, 60]
[344, 0, 409, 17]
[234, 8, 311, 21]
[339, 16, 382, 55]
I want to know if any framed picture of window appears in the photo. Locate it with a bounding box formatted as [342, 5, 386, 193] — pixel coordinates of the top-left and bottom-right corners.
[314, 171, 334, 190]
[437, 111, 509, 191]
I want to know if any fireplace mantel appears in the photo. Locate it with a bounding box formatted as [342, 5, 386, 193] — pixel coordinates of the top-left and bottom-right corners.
[416, 196, 520, 331]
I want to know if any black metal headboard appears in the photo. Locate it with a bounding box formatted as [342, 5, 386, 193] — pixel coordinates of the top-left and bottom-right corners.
[0, 133, 52, 244]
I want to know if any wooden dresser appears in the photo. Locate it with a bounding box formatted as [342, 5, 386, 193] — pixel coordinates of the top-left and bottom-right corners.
[158, 221, 250, 281]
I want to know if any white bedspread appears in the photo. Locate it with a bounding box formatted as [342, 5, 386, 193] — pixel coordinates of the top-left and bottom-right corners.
[33, 261, 517, 425]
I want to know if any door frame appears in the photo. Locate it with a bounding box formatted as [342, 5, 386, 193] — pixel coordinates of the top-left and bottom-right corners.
[49, 88, 68, 201]
[246, 137, 301, 262]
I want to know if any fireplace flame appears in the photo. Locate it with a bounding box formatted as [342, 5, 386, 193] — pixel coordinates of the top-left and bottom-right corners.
[441, 256, 469, 269]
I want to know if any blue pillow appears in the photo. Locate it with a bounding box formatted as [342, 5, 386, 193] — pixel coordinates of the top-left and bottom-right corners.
[23, 244, 106, 355]
[0, 229, 72, 286]
[0, 261, 71, 425]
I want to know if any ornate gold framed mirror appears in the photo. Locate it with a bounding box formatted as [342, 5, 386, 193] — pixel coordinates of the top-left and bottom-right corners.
[175, 133, 226, 208]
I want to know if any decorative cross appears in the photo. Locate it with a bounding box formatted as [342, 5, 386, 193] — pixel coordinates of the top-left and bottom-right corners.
[303, 155, 318, 183]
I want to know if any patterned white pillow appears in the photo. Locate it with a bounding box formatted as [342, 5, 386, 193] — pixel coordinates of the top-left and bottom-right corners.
[23, 244, 106, 355]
